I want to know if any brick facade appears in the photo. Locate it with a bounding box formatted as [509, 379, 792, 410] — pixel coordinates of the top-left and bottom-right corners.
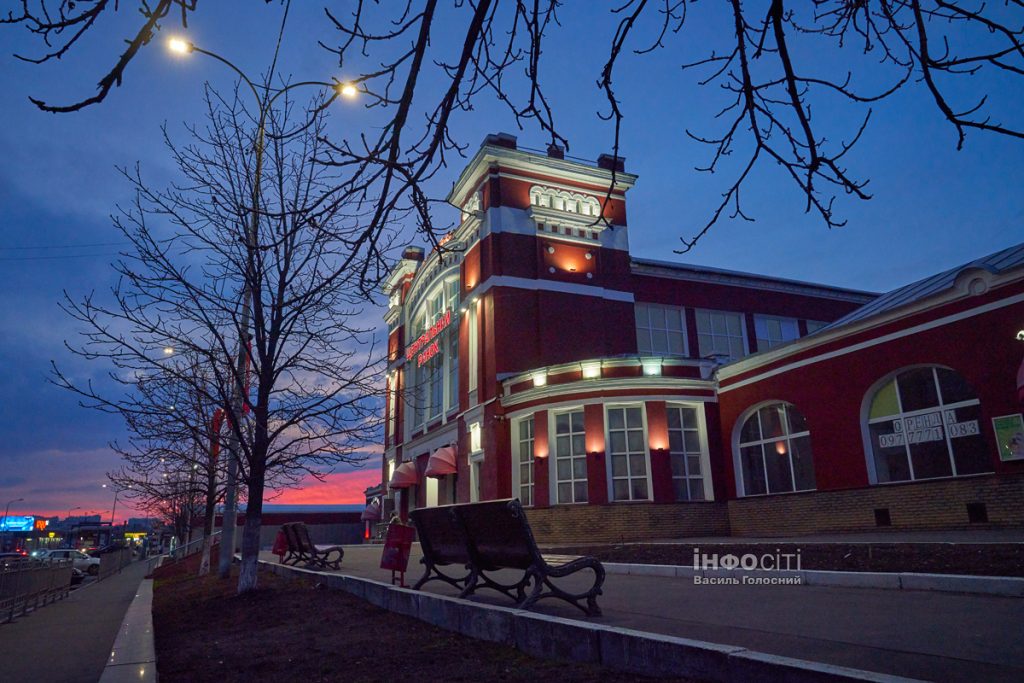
[727, 473, 1024, 537]
[525, 502, 730, 544]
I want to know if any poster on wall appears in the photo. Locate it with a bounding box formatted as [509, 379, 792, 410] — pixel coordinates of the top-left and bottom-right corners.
[992, 414, 1024, 461]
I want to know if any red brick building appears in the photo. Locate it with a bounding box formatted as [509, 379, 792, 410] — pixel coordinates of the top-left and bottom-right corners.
[371, 133, 1024, 542]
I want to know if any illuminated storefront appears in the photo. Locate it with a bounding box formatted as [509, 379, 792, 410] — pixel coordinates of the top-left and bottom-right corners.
[376, 133, 1024, 540]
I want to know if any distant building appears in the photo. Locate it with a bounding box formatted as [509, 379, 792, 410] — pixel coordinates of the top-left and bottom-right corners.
[202, 504, 363, 549]
[375, 133, 1024, 542]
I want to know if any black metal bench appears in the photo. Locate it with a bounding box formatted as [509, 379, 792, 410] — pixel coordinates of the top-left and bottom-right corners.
[282, 522, 344, 570]
[279, 524, 306, 566]
[408, 506, 473, 592]
[410, 499, 605, 616]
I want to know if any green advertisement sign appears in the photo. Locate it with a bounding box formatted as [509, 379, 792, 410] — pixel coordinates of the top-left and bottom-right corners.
[992, 414, 1024, 461]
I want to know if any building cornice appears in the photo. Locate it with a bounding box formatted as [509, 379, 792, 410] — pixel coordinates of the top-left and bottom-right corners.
[449, 144, 638, 208]
[501, 375, 718, 409]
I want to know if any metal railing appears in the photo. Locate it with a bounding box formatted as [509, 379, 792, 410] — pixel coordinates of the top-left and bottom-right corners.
[168, 531, 221, 562]
[98, 548, 136, 580]
[0, 559, 73, 624]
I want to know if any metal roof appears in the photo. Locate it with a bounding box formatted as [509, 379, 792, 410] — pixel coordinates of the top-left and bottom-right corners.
[631, 257, 878, 302]
[819, 241, 1024, 331]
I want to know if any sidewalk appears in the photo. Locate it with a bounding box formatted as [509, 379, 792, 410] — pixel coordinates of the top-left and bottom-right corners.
[0, 560, 151, 683]
[261, 545, 1024, 683]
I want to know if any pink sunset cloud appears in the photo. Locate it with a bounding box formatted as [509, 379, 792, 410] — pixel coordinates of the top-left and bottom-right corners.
[268, 469, 382, 506]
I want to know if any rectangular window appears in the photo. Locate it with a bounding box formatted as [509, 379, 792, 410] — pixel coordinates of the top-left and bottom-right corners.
[516, 417, 535, 507]
[635, 303, 687, 356]
[411, 363, 425, 430]
[695, 309, 747, 360]
[804, 320, 828, 335]
[607, 406, 650, 501]
[553, 410, 587, 504]
[666, 405, 704, 501]
[387, 376, 397, 437]
[447, 331, 459, 411]
[754, 315, 799, 351]
[467, 306, 478, 395]
[429, 354, 443, 421]
[469, 422, 482, 453]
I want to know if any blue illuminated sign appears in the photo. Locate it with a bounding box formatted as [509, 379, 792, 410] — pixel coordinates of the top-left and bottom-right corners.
[0, 516, 35, 532]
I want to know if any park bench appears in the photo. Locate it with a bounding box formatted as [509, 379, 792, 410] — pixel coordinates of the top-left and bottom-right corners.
[281, 522, 344, 570]
[407, 506, 473, 592]
[279, 523, 307, 566]
[409, 499, 605, 616]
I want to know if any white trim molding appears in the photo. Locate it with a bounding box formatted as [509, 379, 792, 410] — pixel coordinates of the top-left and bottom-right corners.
[718, 290, 1024, 393]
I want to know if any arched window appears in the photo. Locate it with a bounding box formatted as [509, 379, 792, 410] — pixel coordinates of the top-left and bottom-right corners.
[865, 366, 991, 483]
[737, 403, 816, 496]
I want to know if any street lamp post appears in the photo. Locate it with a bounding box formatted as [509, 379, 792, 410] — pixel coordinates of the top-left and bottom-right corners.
[2, 497, 25, 552]
[103, 484, 129, 545]
[64, 506, 81, 548]
[166, 35, 357, 579]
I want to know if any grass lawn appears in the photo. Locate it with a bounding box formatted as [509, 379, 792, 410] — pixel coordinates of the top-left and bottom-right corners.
[152, 566, 698, 682]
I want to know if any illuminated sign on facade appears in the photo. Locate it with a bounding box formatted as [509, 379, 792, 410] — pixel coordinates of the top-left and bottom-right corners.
[34, 519, 48, 531]
[417, 340, 441, 367]
[406, 309, 453, 364]
[0, 516, 36, 532]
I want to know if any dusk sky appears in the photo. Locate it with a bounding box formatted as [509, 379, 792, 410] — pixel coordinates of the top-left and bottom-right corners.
[1, 3, 1021, 520]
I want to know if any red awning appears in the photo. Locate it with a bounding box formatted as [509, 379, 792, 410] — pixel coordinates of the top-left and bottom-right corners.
[360, 499, 382, 521]
[388, 461, 418, 489]
[425, 445, 457, 478]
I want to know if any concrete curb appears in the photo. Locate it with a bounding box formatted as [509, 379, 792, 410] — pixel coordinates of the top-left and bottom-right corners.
[98, 576, 157, 683]
[602, 562, 1024, 597]
[259, 559, 925, 683]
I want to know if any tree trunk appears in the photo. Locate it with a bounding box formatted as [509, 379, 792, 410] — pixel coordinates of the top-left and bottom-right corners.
[197, 462, 218, 576]
[237, 463, 265, 593]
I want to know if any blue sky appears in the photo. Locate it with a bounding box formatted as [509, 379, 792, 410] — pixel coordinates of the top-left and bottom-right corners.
[0, 2, 1021, 517]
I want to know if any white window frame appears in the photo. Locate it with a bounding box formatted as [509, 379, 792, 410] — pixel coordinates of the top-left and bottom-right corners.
[635, 303, 688, 357]
[549, 408, 588, 505]
[511, 415, 535, 507]
[753, 315, 799, 352]
[604, 404, 652, 502]
[467, 304, 479, 396]
[665, 403, 712, 501]
[734, 402, 817, 497]
[405, 276, 460, 436]
[695, 309, 748, 360]
[469, 452, 484, 502]
[386, 375, 397, 438]
[861, 366, 986, 485]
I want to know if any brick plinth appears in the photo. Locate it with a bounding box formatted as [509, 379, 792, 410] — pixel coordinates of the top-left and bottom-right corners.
[525, 502, 730, 545]
[727, 473, 1024, 537]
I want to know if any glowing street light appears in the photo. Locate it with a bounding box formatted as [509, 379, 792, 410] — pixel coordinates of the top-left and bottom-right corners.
[167, 37, 194, 55]
[338, 83, 358, 99]
[163, 346, 176, 355]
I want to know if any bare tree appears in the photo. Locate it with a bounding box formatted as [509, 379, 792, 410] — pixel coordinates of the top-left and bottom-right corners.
[4, 1, 1022, 263]
[53, 84, 385, 593]
[103, 349, 230, 573]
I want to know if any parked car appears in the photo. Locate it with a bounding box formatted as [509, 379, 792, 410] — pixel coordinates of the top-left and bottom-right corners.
[0, 551, 30, 568]
[33, 548, 101, 575]
[86, 543, 125, 558]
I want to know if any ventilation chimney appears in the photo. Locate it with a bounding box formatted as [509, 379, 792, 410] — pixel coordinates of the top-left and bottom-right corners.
[597, 153, 625, 172]
[546, 143, 565, 159]
[483, 132, 518, 150]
